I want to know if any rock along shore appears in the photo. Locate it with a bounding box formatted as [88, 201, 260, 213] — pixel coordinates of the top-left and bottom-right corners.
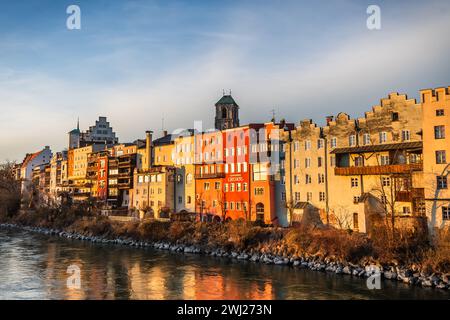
[1, 222, 449, 291]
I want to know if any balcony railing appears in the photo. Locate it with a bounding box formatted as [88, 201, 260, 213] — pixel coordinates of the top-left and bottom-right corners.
[194, 172, 225, 179]
[395, 188, 425, 202]
[334, 163, 423, 176]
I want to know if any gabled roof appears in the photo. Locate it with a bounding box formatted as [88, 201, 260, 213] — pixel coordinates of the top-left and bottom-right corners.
[21, 151, 41, 169]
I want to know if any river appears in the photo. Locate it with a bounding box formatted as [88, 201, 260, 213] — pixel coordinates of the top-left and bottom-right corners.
[0, 227, 448, 300]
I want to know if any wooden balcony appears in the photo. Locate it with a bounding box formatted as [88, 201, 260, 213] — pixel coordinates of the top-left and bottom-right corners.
[334, 163, 423, 176]
[395, 188, 425, 202]
[194, 172, 225, 179]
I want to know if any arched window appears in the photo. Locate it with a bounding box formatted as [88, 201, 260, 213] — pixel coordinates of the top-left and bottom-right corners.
[222, 107, 228, 119]
[256, 203, 265, 221]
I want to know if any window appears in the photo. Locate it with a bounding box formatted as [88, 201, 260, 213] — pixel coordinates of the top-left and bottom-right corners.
[305, 174, 312, 184]
[319, 192, 326, 202]
[354, 156, 364, 167]
[437, 176, 448, 189]
[436, 109, 445, 116]
[187, 196, 191, 204]
[305, 158, 311, 168]
[392, 112, 399, 121]
[436, 150, 447, 164]
[380, 155, 390, 165]
[203, 183, 210, 190]
[382, 177, 390, 186]
[294, 141, 300, 152]
[294, 192, 300, 202]
[236, 183, 241, 192]
[353, 196, 360, 204]
[349, 135, 356, 146]
[294, 175, 299, 184]
[307, 192, 312, 202]
[254, 187, 264, 195]
[402, 206, 411, 215]
[331, 137, 337, 148]
[317, 139, 324, 149]
[351, 178, 358, 187]
[363, 133, 371, 145]
[401, 130, 410, 141]
[305, 140, 311, 150]
[178, 196, 182, 204]
[442, 207, 450, 221]
[379, 132, 387, 143]
[243, 183, 248, 191]
[318, 157, 323, 167]
[318, 173, 325, 184]
[434, 126, 445, 139]
[230, 183, 235, 192]
[330, 156, 336, 167]
[224, 183, 228, 192]
[215, 182, 221, 190]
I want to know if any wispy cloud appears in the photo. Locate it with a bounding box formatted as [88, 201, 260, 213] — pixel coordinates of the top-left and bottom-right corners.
[0, 0, 449, 162]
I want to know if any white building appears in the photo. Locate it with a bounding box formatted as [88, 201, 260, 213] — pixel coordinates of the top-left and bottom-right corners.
[68, 116, 118, 149]
[20, 146, 52, 195]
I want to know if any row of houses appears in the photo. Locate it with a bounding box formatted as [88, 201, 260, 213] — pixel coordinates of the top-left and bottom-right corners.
[14, 87, 450, 233]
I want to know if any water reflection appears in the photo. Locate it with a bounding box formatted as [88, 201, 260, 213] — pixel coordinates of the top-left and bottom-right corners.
[0, 228, 448, 300]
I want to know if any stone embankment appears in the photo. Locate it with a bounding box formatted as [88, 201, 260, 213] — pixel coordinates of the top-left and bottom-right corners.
[1, 223, 448, 291]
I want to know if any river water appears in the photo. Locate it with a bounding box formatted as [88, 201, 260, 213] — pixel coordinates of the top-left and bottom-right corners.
[0, 227, 448, 300]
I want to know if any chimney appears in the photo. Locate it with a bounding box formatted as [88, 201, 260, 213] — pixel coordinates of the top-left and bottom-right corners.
[145, 131, 153, 170]
[163, 130, 168, 137]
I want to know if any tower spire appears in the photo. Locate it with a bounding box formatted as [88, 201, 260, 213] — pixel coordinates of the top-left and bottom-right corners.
[77, 117, 80, 131]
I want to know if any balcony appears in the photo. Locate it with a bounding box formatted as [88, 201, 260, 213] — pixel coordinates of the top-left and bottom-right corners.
[194, 172, 225, 179]
[334, 163, 423, 176]
[395, 188, 425, 202]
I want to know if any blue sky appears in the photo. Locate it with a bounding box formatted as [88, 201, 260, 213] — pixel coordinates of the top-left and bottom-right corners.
[1, 0, 449, 161]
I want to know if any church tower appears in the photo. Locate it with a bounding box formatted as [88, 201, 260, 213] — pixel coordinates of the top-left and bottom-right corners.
[214, 93, 239, 130]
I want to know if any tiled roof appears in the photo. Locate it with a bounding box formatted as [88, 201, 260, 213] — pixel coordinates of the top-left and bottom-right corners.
[330, 141, 422, 154]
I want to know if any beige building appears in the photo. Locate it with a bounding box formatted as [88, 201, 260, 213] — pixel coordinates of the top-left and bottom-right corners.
[418, 87, 450, 231]
[68, 144, 106, 201]
[286, 92, 424, 232]
[49, 151, 68, 204]
[172, 131, 196, 213]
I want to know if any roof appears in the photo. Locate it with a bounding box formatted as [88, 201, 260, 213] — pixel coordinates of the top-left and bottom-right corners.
[68, 128, 80, 134]
[153, 134, 173, 146]
[21, 151, 41, 169]
[216, 95, 238, 105]
[330, 141, 422, 154]
[294, 202, 310, 209]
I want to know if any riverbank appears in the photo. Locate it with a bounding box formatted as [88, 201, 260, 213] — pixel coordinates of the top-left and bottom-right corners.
[1, 209, 449, 291]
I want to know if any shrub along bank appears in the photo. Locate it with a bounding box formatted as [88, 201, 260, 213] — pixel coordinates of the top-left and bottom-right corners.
[1, 206, 449, 290]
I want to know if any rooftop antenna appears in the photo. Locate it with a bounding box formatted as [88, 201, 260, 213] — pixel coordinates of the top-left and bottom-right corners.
[77, 117, 80, 130]
[270, 108, 276, 122]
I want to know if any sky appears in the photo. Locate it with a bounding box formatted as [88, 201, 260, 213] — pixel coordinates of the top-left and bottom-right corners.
[0, 0, 449, 162]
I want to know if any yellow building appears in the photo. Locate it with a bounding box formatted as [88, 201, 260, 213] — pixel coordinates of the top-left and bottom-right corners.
[285, 92, 424, 232]
[68, 144, 106, 201]
[172, 131, 196, 213]
[419, 87, 450, 231]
